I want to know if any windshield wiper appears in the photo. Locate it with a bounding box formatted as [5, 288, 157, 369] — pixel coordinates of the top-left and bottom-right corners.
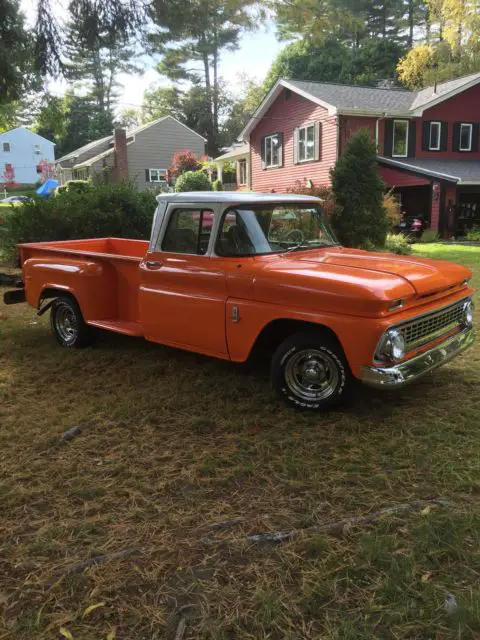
[285, 242, 309, 253]
[285, 242, 335, 253]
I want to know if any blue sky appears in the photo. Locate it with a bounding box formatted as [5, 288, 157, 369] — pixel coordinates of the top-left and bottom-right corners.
[20, 0, 284, 107]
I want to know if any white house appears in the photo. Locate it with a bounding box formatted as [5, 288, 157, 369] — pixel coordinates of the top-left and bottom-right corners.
[0, 127, 55, 185]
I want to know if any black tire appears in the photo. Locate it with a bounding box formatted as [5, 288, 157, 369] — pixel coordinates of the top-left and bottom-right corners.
[271, 331, 352, 411]
[50, 295, 92, 348]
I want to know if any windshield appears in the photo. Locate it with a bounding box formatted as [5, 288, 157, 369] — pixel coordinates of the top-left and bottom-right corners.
[216, 205, 338, 257]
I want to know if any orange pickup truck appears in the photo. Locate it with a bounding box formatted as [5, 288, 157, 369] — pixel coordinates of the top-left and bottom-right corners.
[4, 192, 475, 410]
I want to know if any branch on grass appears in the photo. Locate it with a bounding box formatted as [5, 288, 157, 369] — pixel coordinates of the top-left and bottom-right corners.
[56, 548, 139, 575]
[174, 617, 187, 640]
[204, 499, 450, 546]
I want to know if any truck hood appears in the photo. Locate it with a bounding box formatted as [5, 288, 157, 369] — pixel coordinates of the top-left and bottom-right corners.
[291, 247, 470, 295]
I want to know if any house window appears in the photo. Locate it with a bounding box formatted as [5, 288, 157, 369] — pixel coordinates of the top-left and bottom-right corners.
[149, 168, 167, 183]
[296, 124, 315, 162]
[238, 159, 247, 185]
[264, 134, 281, 168]
[459, 123, 473, 151]
[429, 122, 441, 150]
[393, 120, 409, 157]
[3, 142, 11, 152]
[34, 144, 41, 154]
[162, 208, 214, 255]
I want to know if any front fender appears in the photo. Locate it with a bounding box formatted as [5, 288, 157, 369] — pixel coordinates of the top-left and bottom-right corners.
[225, 298, 388, 379]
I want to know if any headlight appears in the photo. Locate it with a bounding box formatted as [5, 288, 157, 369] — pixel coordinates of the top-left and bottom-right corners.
[375, 328, 406, 363]
[463, 299, 474, 327]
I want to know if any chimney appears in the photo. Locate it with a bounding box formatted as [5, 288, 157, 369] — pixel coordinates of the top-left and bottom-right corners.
[113, 128, 128, 181]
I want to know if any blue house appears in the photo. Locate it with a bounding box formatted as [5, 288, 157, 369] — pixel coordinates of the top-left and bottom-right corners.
[0, 127, 55, 185]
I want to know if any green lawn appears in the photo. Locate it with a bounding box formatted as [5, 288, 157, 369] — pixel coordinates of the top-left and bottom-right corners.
[0, 244, 479, 639]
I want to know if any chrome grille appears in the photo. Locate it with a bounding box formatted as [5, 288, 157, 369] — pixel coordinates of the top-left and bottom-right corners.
[400, 300, 466, 351]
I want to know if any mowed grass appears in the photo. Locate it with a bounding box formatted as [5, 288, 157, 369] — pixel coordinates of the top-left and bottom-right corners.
[0, 244, 479, 639]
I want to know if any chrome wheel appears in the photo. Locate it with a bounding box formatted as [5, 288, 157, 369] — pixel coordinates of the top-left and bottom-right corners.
[284, 348, 340, 401]
[53, 302, 78, 345]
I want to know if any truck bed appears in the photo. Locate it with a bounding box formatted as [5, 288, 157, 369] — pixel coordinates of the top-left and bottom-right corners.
[19, 237, 149, 263]
[19, 238, 150, 335]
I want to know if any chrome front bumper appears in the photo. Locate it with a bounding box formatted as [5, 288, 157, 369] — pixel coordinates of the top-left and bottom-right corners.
[361, 327, 475, 389]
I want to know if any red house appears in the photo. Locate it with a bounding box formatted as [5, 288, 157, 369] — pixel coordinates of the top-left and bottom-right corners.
[240, 73, 480, 236]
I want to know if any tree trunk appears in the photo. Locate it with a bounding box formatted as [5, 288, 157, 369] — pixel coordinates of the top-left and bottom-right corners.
[408, 0, 414, 47]
[200, 35, 214, 156]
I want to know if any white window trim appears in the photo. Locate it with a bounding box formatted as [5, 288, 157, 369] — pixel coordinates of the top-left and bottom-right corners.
[3, 142, 11, 152]
[34, 144, 41, 154]
[264, 134, 280, 168]
[459, 123, 473, 151]
[149, 168, 167, 183]
[392, 120, 409, 158]
[237, 159, 247, 186]
[296, 123, 316, 163]
[429, 121, 441, 151]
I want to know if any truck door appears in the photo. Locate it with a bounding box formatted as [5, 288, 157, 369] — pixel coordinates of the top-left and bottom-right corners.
[139, 203, 228, 358]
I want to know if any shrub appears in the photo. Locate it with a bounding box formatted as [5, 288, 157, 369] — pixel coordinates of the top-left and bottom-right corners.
[174, 171, 212, 192]
[383, 233, 412, 255]
[170, 150, 201, 177]
[286, 181, 336, 217]
[418, 229, 440, 243]
[383, 189, 402, 227]
[0, 182, 156, 263]
[465, 230, 480, 242]
[212, 179, 223, 191]
[64, 180, 91, 193]
[330, 129, 389, 248]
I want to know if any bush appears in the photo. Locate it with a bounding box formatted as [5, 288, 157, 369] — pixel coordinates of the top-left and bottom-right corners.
[212, 179, 223, 191]
[286, 181, 336, 217]
[465, 230, 480, 241]
[64, 180, 91, 193]
[174, 171, 212, 192]
[330, 129, 389, 248]
[418, 229, 440, 243]
[383, 233, 412, 255]
[383, 189, 402, 227]
[0, 182, 156, 263]
[170, 150, 201, 178]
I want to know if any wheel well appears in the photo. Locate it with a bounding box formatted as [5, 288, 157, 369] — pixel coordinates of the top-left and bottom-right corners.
[249, 319, 342, 361]
[38, 288, 75, 308]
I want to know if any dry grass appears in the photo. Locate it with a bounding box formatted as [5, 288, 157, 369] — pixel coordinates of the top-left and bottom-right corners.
[0, 244, 479, 639]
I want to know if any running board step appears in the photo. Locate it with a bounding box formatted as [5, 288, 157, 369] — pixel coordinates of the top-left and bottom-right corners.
[87, 320, 143, 337]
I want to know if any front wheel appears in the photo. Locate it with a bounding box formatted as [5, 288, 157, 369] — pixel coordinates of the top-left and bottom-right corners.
[271, 332, 352, 411]
[50, 296, 92, 348]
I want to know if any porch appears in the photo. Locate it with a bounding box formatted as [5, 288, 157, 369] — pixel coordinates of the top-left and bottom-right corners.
[214, 143, 250, 191]
[378, 157, 480, 236]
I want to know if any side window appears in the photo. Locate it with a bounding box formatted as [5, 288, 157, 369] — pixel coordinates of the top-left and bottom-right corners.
[161, 208, 214, 255]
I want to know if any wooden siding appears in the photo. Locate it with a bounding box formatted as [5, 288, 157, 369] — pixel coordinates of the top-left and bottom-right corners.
[250, 89, 338, 192]
[338, 116, 377, 154]
[127, 117, 205, 189]
[378, 165, 431, 187]
[416, 83, 480, 159]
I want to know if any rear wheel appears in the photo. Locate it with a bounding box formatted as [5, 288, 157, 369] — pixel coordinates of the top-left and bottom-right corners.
[271, 332, 351, 410]
[50, 296, 92, 348]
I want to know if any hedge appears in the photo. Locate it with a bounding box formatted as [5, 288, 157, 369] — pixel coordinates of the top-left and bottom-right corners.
[0, 182, 156, 263]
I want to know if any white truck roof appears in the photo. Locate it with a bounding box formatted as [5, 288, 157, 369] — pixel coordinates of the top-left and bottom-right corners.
[155, 191, 322, 205]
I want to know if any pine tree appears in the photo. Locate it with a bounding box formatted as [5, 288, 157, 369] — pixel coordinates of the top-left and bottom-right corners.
[65, 1, 139, 132]
[330, 130, 389, 248]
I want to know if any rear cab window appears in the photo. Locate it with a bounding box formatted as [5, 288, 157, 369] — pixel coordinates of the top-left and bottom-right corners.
[160, 208, 214, 255]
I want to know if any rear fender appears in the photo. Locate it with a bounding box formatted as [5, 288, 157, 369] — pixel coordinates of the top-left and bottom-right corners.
[23, 257, 117, 321]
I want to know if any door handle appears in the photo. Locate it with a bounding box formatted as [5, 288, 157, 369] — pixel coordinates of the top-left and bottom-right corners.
[145, 260, 162, 269]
